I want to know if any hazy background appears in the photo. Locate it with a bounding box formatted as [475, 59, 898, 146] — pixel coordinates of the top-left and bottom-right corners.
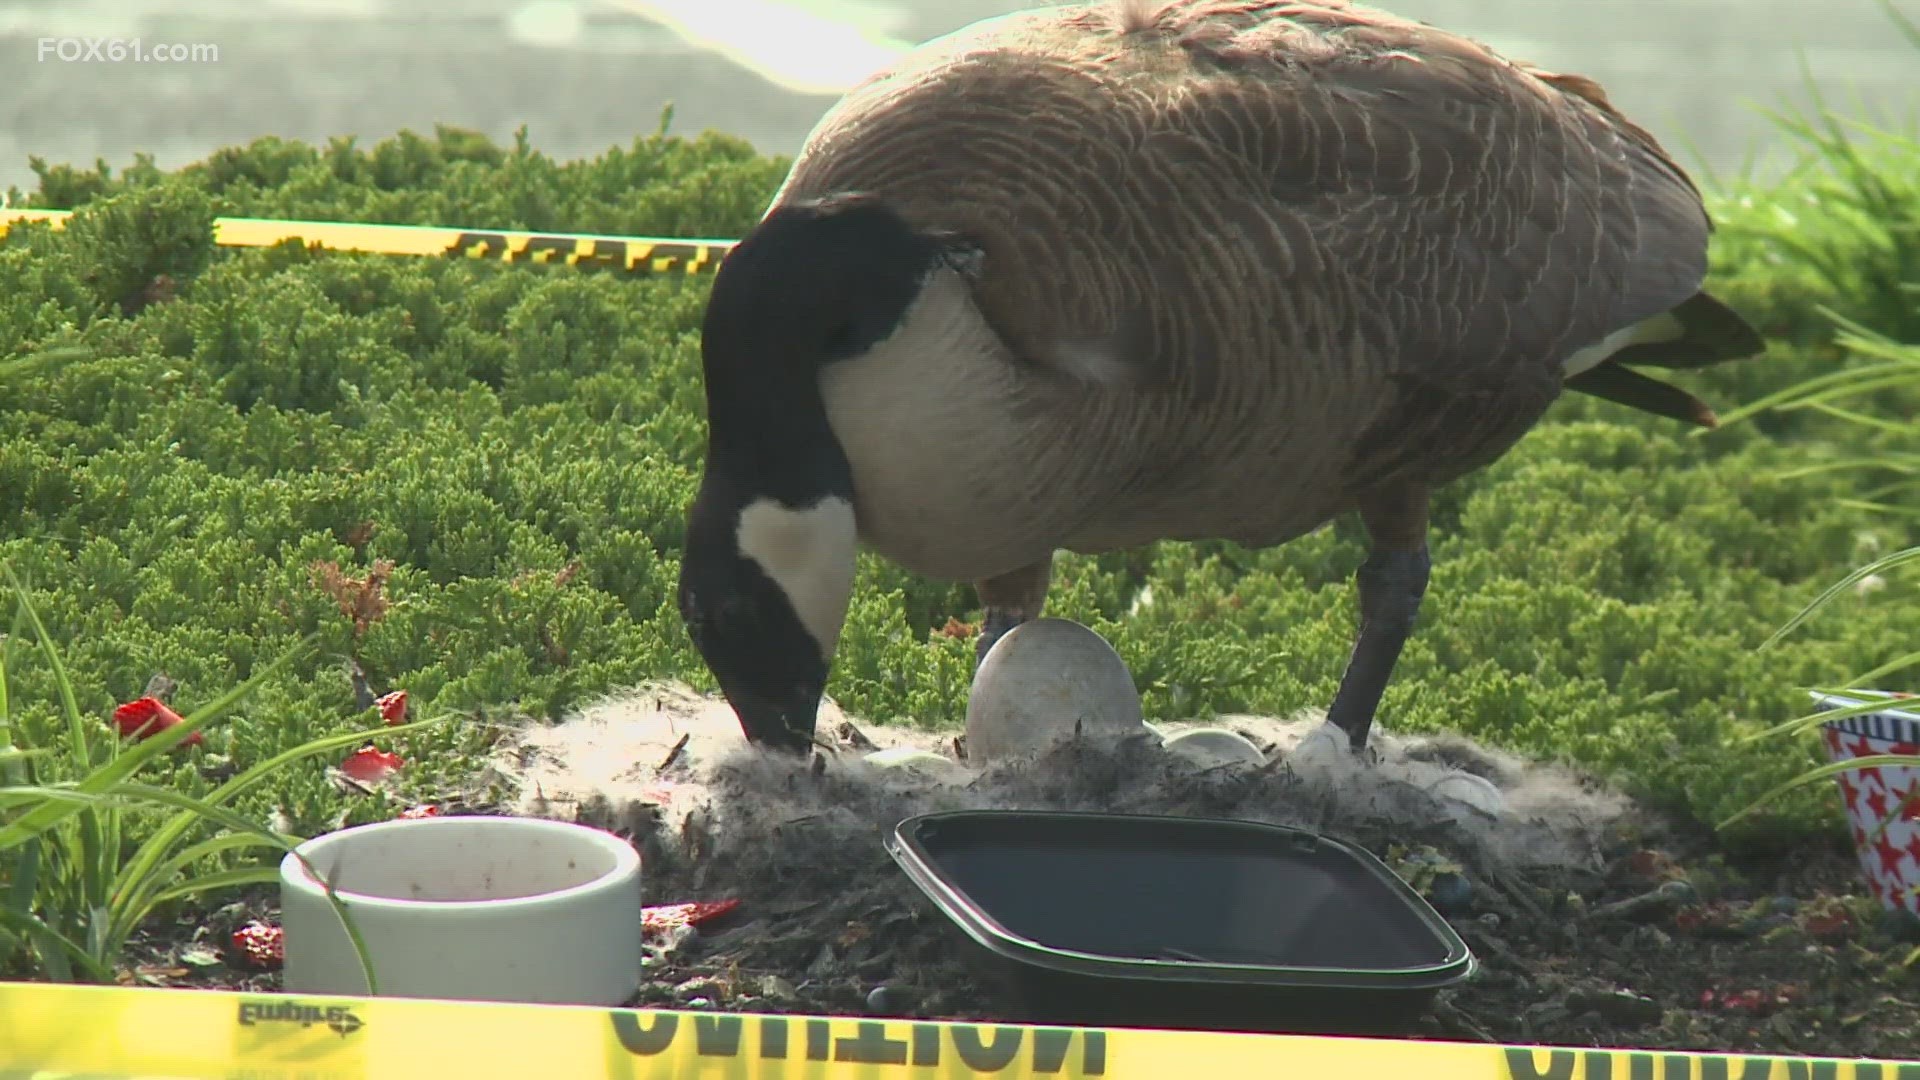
[3, 0, 1917, 202]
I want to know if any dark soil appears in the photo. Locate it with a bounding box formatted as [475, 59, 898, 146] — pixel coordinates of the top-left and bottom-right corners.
[105, 752, 1920, 1063]
[600, 809, 1920, 1060]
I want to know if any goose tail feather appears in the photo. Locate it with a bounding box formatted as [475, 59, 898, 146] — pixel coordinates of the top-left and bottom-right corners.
[1563, 291, 1766, 429]
[1610, 291, 1767, 370]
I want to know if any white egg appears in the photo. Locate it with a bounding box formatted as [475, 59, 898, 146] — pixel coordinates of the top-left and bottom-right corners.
[1161, 726, 1267, 768]
[1427, 771, 1506, 820]
[863, 746, 965, 781]
[965, 618, 1147, 764]
[1286, 719, 1354, 771]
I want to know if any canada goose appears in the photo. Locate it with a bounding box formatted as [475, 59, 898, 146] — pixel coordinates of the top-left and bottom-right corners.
[676, 0, 1765, 756]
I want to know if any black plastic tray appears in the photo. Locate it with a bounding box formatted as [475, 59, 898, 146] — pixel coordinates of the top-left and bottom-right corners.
[885, 809, 1475, 1035]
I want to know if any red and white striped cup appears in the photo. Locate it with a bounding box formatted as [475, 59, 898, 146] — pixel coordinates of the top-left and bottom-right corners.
[1814, 690, 1920, 917]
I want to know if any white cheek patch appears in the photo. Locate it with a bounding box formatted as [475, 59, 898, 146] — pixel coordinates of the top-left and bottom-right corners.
[734, 495, 859, 659]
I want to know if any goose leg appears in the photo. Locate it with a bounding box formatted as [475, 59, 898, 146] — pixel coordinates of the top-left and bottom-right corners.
[972, 557, 1054, 668]
[1324, 485, 1431, 756]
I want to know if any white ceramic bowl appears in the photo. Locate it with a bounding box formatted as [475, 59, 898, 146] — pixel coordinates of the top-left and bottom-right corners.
[278, 815, 644, 1005]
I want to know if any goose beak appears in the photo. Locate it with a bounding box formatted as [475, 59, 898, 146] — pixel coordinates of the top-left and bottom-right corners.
[678, 488, 857, 755]
[724, 684, 825, 754]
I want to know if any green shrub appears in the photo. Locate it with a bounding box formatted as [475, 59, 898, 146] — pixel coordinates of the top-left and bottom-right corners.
[0, 115, 1914, 879]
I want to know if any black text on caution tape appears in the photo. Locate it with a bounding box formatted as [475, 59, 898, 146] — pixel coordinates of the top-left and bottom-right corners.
[1506, 1048, 1917, 1079]
[236, 998, 365, 1038]
[611, 1011, 1107, 1075]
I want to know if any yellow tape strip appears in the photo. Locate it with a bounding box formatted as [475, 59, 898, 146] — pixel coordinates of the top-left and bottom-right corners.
[0, 207, 1915, 1077]
[0, 209, 736, 275]
[0, 981, 1908, 1080]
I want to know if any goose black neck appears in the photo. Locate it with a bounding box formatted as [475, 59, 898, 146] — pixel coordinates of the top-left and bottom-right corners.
[697, 194, 947, 511]
[698, 349, 854, 517]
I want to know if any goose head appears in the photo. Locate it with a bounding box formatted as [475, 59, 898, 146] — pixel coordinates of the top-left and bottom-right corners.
[677, 194, 953, 752]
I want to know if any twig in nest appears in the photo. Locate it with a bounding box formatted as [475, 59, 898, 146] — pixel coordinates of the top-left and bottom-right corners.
[1455, 845, 1539, 923]
[656, 733, 691, 775]
[539, 625, 570, 666]
[681, 807, 713, 863]
[327, 771, 379, 798]
[1433, 995, 1496, 1043]
[143, 672, 177, 704]
[835, 720, 877, 751]
[1586, 881, 1693, 922]
[347, 659, 376, 712]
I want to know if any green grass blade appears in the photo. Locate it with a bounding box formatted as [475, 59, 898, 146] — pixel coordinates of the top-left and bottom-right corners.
[1834, 499, 1920, 518]
[0, 594, 28, 758]
[1801, 402, 1920, 436]
[1849, 651, 1920, 688]
[1738, 689, 1913, 743]
[148, 831, 293, 889]
[0, 904, 108, 984]
[1875, 0, 1920, 48]
[1773, 455, 1920, 481]
[91, 783, 297, 954]
[1760, 546, 1920, 649]
[0, 632, 318, 852]
[1860, 475, 1920, 500]
[84, 902, 110, 961]
[108, 831, 292, 948]
[145, 865, 283, 909]
[1775, 372, 1920, 411]
[1, 562, 114, 918]
[100, 781, 380, 992]
[1710, 359, 1917, 428]
[1832, 330, 1920, 367]
[111, 710, 448, 921]
[0, 784, 114, 811]
[2, 563, 92, 773]
[3, 835, 44, 945]
[1719, 754, 1920, 829]
[97, 784, 298, 845]
[0, 612, 10, 744]
[0, 345, 89, 383]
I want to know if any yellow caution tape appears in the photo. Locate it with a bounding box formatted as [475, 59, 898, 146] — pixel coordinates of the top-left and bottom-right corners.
[0, 209, 736, 275]
[0, 208, 1915, 1078]
[0, 981, 1910, 1080]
